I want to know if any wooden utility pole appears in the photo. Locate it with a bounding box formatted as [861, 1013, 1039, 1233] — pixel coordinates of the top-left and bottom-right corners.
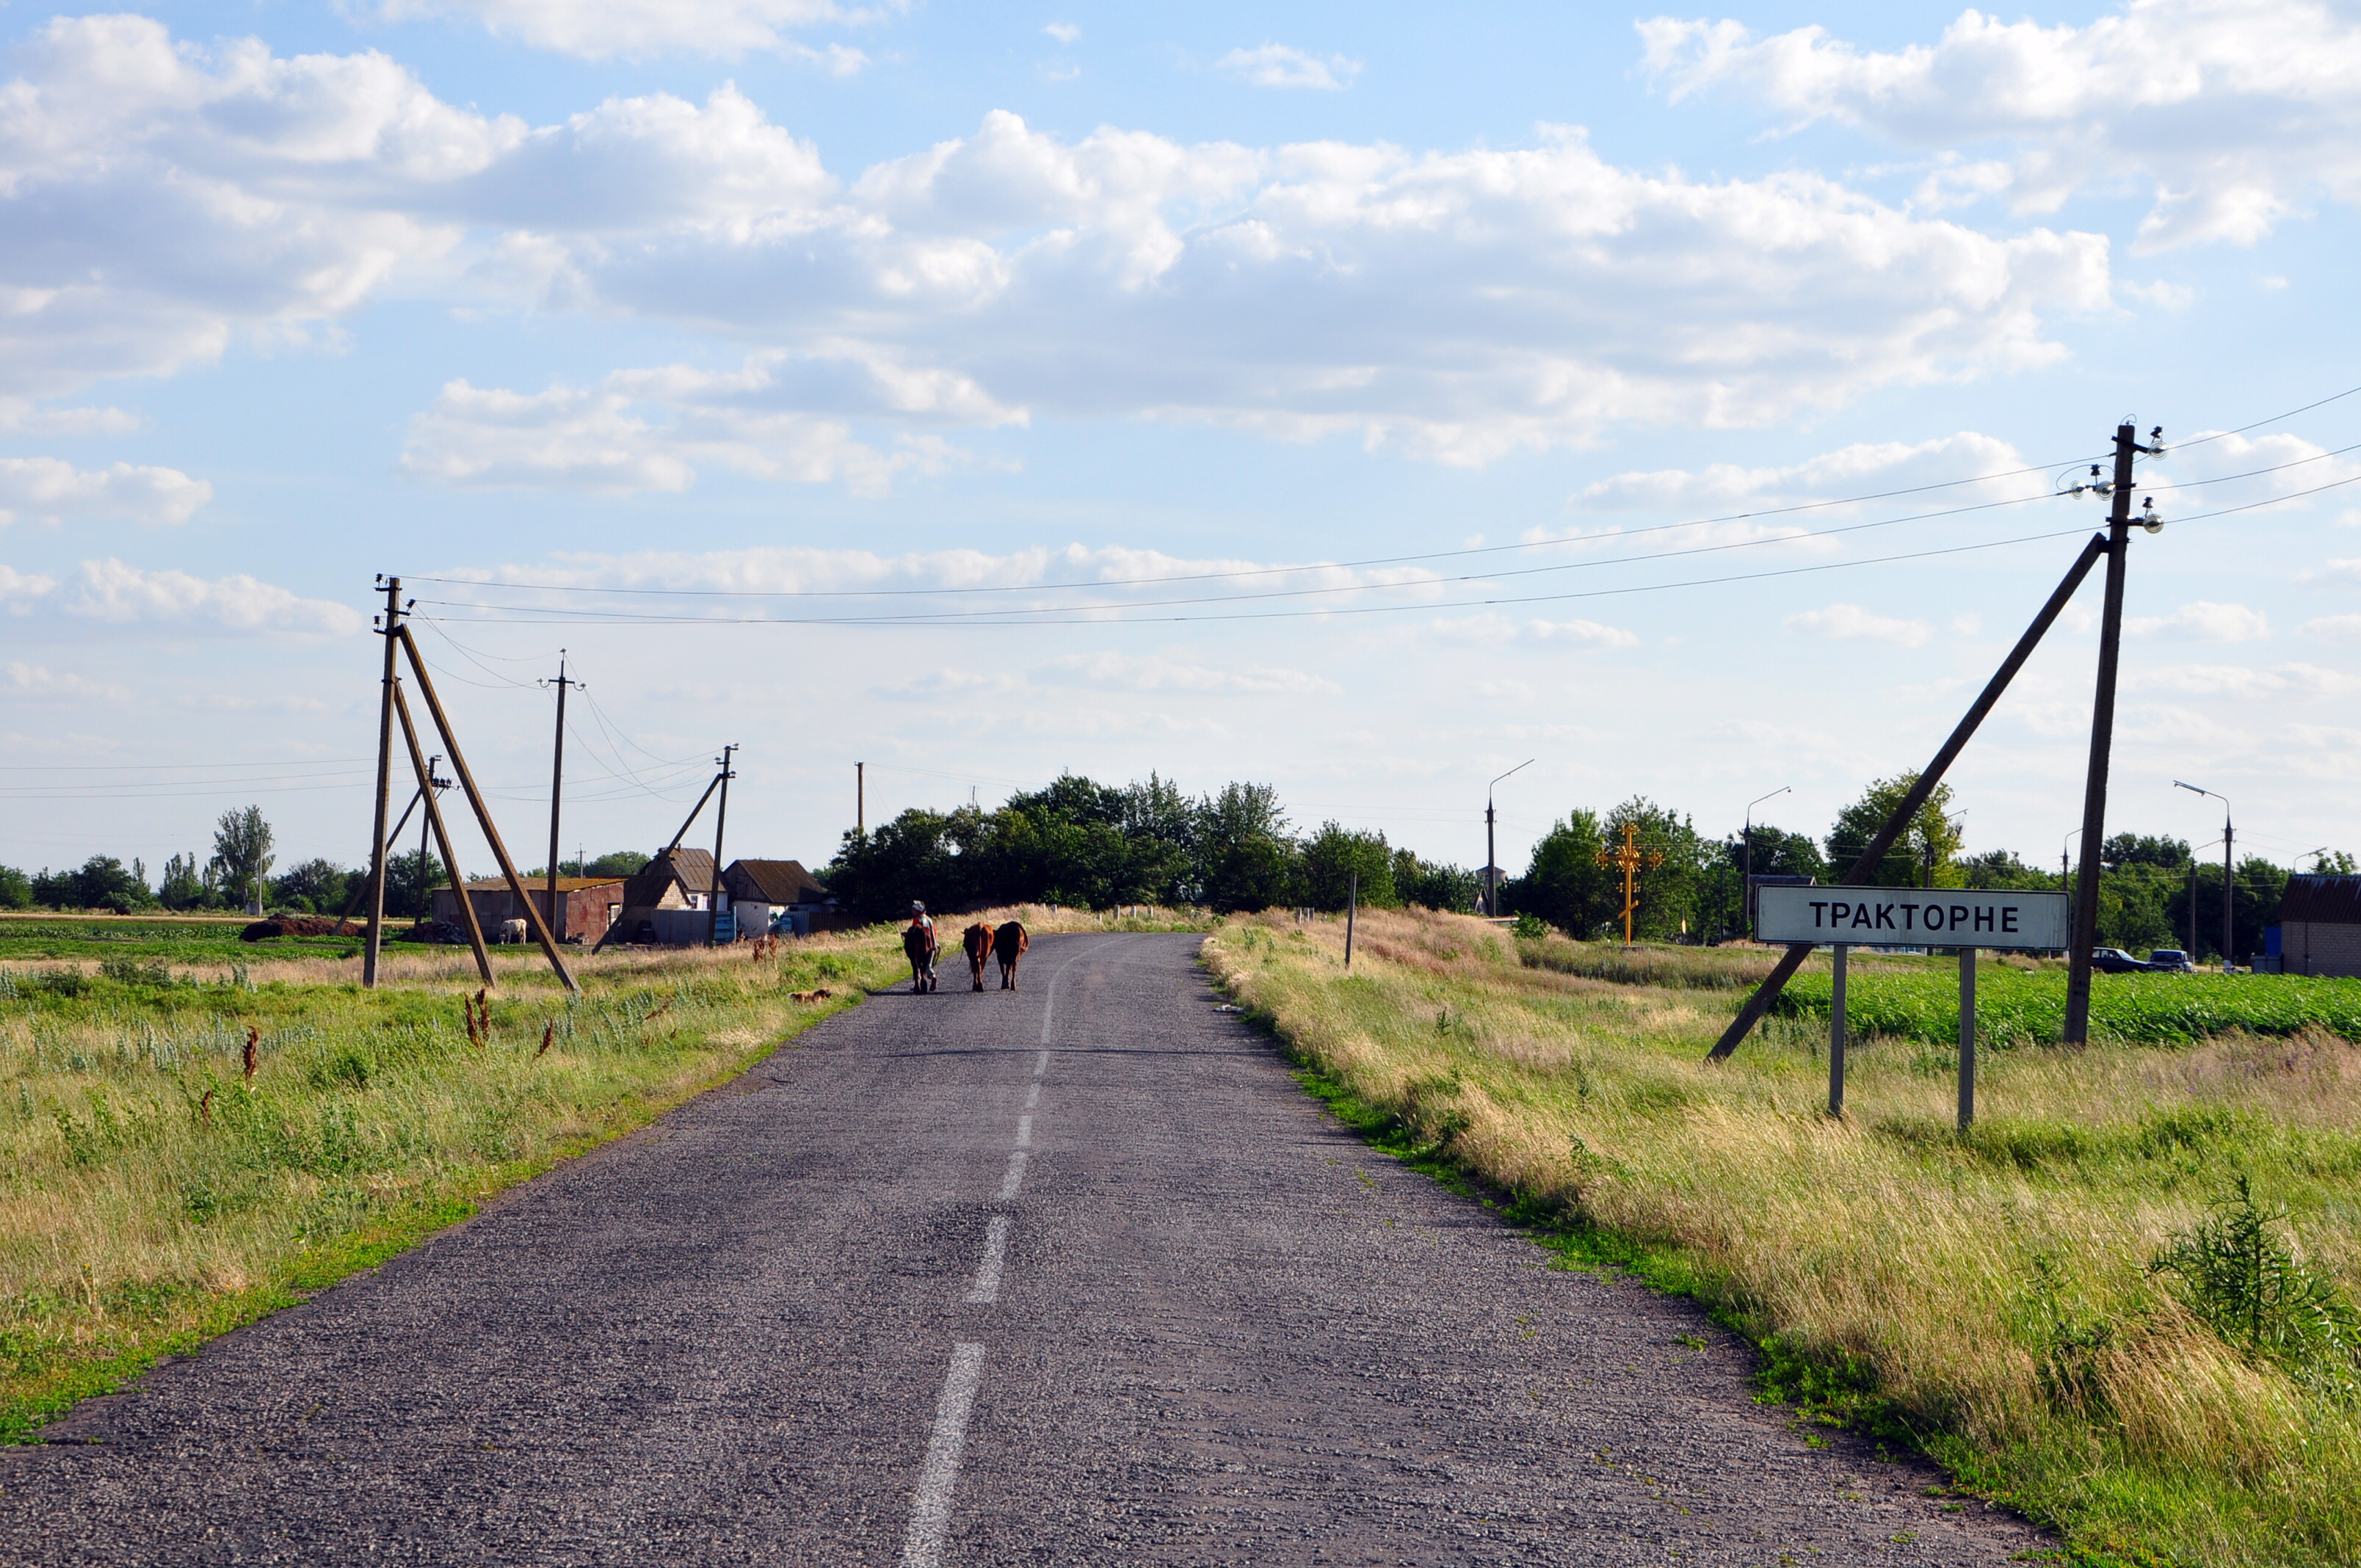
[363, 577, 403, 988]
[2065, 421, 2162, 1043]
[396, 627, 579, 992]
[1596, 821, 1664, 946]
[413, 753, 447, 927]
[706, 744, 737, 946]
[542, 652, 581, 943]
[392, 684, 493, 984]
[1710, 530, 2111, 1061]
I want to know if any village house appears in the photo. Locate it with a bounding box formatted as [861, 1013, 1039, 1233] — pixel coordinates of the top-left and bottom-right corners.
[595, 848, 720, 948]
[720, 859, 834, 937]
[431, 876, 627, 943]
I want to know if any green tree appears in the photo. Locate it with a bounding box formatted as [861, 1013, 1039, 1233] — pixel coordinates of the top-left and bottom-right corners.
[1512, 809, 1613, 936]
[67, 855, 148, 914]
[1298, 823, 1395, 911]
[157, 852, 208, 910]
[0, 865, 30, 910]
[824, 807, 985, 923]
[1392, 849, 1480, 912]
[1603, 796, 1710, 942]
[586, 850, 651, 879]
[269, 857, 351, 914]
[1195, 781, 1297, 912]
[208, 806, 275, 915]
[1826, 773, 1962, 887]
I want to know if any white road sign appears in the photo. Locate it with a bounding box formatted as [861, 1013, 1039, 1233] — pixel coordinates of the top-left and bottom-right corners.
[1755, 885, 2071, 950]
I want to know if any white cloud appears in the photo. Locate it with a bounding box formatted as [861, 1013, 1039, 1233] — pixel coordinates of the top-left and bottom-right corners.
[63, 559, 363, 636]
[1785, 602, 1933, 645]
[1424, 612, 1639, 647]
[0, 458, 210, 527]
[1217, 44, 1363, 90]
[2125, 661, 2353, 696]
[0, 563, 58, 609]
[1035, 650, 1338, 694]
[2297, 558, 2361, 587]
[2125, 600, 2270, 641]
[2301, 614, 2361, 642]
[371, 0, 874, 63]
[7, 661, 131, 703]
[1043, 23, 1080, 45]
[1639, 1, 2361, 250]
[4, 20, 2117, 464]
[401, 346, 1019, 496]
[1573, 431, 2034, 512]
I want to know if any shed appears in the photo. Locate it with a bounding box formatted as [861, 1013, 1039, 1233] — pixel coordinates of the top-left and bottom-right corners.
[597, 848, 722, 949]
[2276, 875, 2361, 977]
[721, 859, 833, 936]
[431, 876, 626, 944]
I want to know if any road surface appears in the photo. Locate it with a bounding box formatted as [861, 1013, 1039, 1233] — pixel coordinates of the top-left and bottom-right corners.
[1, 933, 2048, 1564]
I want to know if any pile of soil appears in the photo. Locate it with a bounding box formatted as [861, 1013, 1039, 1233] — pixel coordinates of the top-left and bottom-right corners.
[394, 920, 471, 945]
[240, 915, 363, 942]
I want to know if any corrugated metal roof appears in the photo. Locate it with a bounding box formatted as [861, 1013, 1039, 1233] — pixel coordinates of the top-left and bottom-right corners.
[2280, 874, 2361, 925]
[621, 848, 717, 907]
[460, 876, 626, 893]
[725, 858, 828, 904]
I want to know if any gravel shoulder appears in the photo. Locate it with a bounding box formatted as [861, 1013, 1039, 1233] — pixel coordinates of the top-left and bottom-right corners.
[0, 933, 2049, 1565]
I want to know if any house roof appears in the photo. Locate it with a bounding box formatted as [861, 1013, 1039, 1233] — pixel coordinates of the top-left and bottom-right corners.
[621, 848, 716, 907]
[2280, 874, 2361, 925]
[724, 858, 829, 904]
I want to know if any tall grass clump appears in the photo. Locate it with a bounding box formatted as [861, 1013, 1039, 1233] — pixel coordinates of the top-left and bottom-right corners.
[0, 931, 905, 1440]
[1207, 907, 2361, 1568]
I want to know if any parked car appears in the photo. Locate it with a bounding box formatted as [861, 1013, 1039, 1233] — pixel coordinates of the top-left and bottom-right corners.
[2146, 948, 2197, 973]
[2089, 947, 2153, 973]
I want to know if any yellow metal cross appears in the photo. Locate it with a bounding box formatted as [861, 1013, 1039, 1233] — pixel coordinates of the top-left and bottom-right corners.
[1595, 820, 1665, 946]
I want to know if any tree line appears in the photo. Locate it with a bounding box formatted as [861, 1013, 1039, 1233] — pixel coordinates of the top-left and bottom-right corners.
[0, 807, 652, 918]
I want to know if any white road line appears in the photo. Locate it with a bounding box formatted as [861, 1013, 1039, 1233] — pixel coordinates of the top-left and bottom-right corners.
[901, 1343, 987, 1568]
[998, 1150, 1028, 1201]
[965, 1215, 1011, 1304]
[1033, 1048, 1048, 1077]
[1023, 1082, 1040, 1111]
[1015, 1114, 1032, 1149]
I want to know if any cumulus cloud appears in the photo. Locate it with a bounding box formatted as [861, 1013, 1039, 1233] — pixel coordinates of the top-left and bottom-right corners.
[62, 559, 363, 635]
[0, 458, 211, 527]
[371, 0, 874, 63]
[7, 661, 131, 703]
[1785, 602, 1933, 645]
[1639, 0, 2361, 249]
[1425, 612, 1639, 647]
[4, 19, 2116, 464]
[2125, 600, 2270, 640]
[0, 563, 59, 609]
[401, 346, 1018, 496]
[1573, 431, 2035, 512]
[1043, 23, 1080, 44]
[1217, 44, 1362, 90]
[2301, 614, 2361, 642]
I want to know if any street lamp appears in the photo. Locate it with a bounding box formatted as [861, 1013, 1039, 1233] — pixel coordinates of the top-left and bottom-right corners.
[2061, 827, 2082, 890]
[1742, 785, 1791, 933]
[2174, 781, 2233, 972]
[1484, 760, 1534, 918]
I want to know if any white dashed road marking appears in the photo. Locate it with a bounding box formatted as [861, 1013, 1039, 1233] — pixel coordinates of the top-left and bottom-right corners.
[1015, 1114, 1032, 1149]
[965, 1216, 1011, 1305]
[1023, 1082, 1040, 1111]
[998, 1152, 1027, 1201]
[900, 1343, 987, 1568]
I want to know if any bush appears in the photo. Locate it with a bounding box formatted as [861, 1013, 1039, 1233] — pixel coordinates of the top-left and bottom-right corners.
[2149, 1176, 2361, 1394]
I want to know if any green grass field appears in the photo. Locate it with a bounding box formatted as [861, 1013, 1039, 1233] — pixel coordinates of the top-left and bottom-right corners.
[1211, 911, 2361, 1568]
[0, 914, 358, 966]
[1773, 965, 2361, 1045]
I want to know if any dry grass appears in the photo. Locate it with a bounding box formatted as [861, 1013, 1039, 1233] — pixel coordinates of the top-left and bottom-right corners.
[1207, 907, 2361, 1568]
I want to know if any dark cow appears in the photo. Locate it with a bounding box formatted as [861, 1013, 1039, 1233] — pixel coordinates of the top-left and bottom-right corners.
[993, 921, 1029, 990]
[962, 923, 994, 991]
[902, 923, 938, 993]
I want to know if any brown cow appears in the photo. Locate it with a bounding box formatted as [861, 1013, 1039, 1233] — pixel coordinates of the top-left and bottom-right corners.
[993, 921, 1029, 990]
[961, 923, 994, 990]
[902, 923, 938, 992]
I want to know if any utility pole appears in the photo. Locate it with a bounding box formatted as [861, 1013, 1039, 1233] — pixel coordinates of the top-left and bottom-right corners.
[1484, 759, 1533, 918]
[363, 576, 403, 987]
[2176, 782, 2233, 971]
[2064, 421, 2164, 1044]
[706, 744, 738, 947]
[414, 754, 449, 926]
[541, 652, 581, 943]
[857, 761, 865, 835]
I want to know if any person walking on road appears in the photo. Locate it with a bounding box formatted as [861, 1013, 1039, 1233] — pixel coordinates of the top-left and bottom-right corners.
[903, 901, 938, 993]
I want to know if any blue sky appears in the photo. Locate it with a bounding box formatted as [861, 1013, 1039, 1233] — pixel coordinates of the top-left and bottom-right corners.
[5, 0, 2361, 885]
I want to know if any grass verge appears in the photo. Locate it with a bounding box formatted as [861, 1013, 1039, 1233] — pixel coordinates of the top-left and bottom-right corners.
[1206, 907, 2361, 1568]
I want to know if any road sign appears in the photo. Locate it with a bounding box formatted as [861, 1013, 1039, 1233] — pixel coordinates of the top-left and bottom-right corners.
[1755, 885, 2070, 950]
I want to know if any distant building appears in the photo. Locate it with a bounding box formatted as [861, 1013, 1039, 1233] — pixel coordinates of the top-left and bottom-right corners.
[432, 876, 626, 943]
[2275, 875, 2361, 977]
[597, 848, 721, 948]
[721, 859, 833, 936]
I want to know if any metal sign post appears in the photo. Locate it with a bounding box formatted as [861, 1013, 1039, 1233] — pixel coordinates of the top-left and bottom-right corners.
[1755, 886, 2065, 1132]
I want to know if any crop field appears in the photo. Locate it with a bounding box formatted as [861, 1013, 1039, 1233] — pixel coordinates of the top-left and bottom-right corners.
[0, 915, 359, 966]
[1210, 909, 2361, 1568]
[1774, 965, 2361, 1045]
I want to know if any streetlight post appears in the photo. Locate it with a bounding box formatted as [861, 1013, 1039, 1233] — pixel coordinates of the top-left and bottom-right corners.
[2061, 827, 2081, 890]
[1485, 760, 1534, 918]
[2175, 781, 2233, 972]
[1742, 785, 1791, 935]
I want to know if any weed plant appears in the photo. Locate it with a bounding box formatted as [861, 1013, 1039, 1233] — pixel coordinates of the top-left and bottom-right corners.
[1207, 907, 2361, 1568]
[0, 931, 907, 1440]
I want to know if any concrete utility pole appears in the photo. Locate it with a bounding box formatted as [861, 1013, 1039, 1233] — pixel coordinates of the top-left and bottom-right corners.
[363, 576, 404, 987]
[706, 744, 738, 947]
[1741, 785, 1790, 933]
[2177, 781, 2233, 970]
[2064, 421, 2164, 1045]
[541, 653, 581, 943]
[414, 754, 449, 927]
[857, 761, 865, 835]
[1484, 759, 1532, 918]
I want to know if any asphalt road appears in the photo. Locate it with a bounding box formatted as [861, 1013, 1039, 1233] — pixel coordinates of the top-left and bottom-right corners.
[1, 933, 2049, 1565]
